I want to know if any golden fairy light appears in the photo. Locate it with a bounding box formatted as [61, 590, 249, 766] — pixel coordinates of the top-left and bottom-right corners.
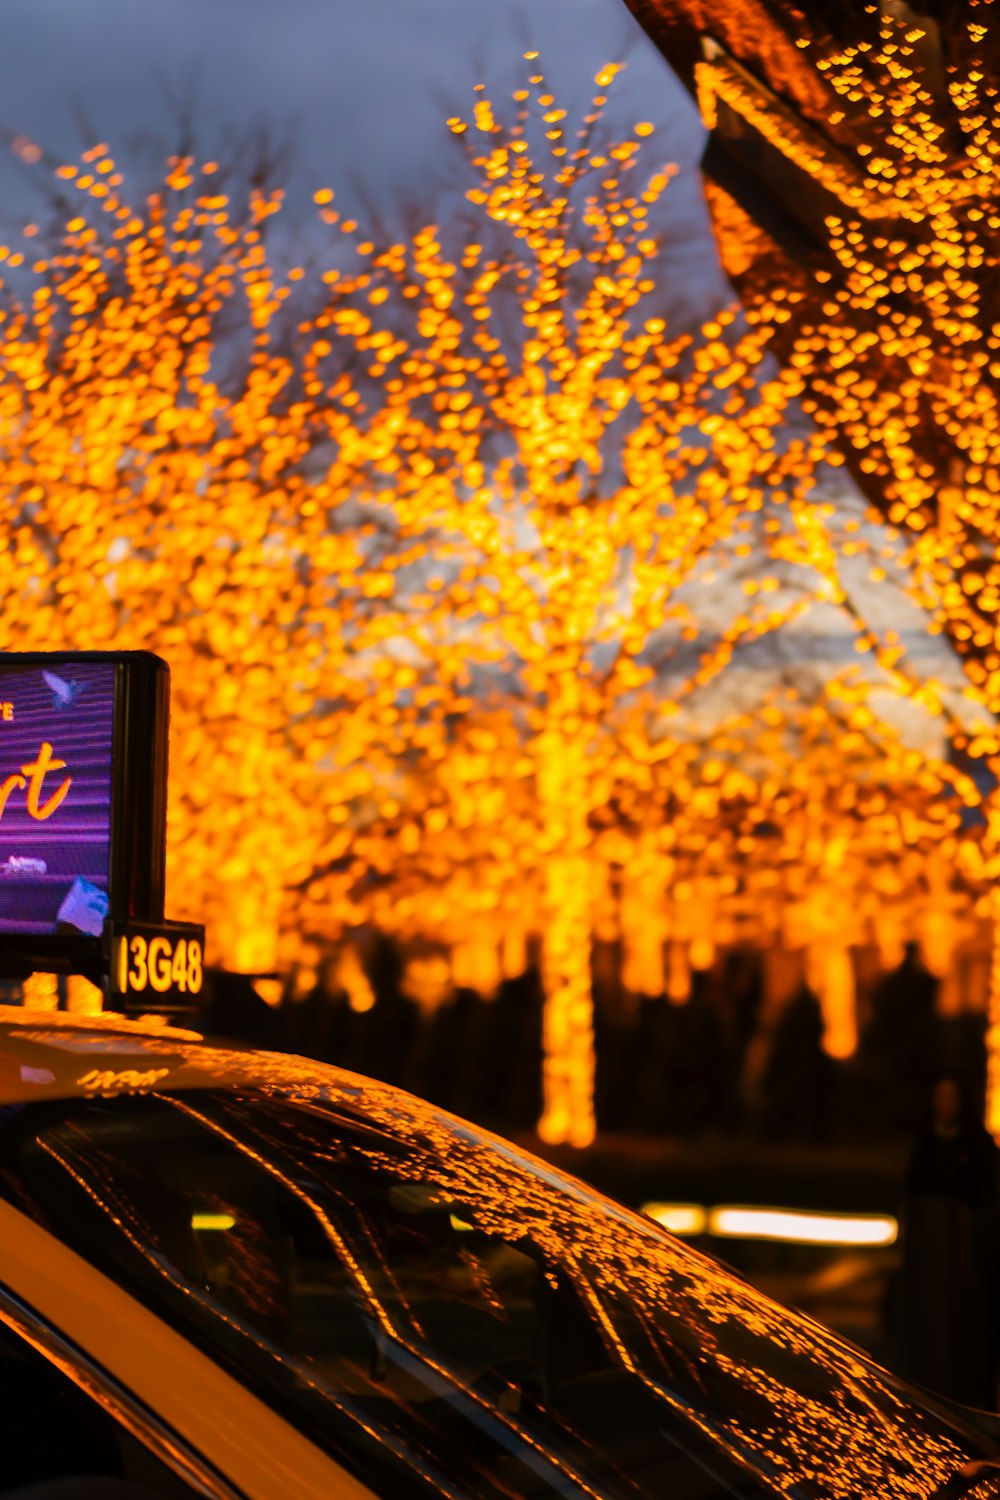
[0, 143, 373, 975]
[288, 66, 994, 1144]
[288, 62, 842, 1146]
[0, 65, 991, 1144]
[683, 2, 1000, 1127]
[694, 18, 1000, 715]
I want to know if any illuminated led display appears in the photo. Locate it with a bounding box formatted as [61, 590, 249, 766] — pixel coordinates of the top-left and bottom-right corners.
[0, 659, 115, 936]
[0, 652, 206, 1009]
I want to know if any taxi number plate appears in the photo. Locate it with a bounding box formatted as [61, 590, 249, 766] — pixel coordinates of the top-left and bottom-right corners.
[107, 920, 205, 1006]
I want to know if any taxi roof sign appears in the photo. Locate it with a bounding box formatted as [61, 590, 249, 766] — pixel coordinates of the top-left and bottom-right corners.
[0, 651, 173, 991]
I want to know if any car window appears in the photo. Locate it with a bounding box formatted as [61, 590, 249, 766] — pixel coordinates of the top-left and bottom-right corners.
[0, 1309, 205, 1498]
[1, 1092, 763, 1500]
[0, 1083, 992, 1500]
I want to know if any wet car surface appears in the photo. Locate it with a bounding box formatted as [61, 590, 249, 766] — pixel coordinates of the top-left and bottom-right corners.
[0, 1006, 996, 1500]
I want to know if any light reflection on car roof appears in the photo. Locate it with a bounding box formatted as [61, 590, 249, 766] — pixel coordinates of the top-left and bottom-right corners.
[0, 1008, 990, 1499]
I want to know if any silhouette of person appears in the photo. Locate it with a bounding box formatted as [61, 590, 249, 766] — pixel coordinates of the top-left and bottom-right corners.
[861, 945, 939, 1135]
[758, 982, 830, 1144]
[898, 1075, 1000, 1408]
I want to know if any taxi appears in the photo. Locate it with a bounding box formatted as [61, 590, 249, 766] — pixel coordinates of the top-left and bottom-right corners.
[0, 1008, 998, 1500]
[0, 653, 998, 1500]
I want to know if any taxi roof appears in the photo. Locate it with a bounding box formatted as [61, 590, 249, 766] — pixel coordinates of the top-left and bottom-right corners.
[0, 1005, 272, 1102]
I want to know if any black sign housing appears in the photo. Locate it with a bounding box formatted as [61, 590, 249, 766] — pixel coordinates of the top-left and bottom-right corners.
[0, 651, 170, 985]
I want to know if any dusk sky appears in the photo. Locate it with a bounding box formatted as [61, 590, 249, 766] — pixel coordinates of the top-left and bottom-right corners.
[1, 0, 729, 319]
[2, 0, 971, 740]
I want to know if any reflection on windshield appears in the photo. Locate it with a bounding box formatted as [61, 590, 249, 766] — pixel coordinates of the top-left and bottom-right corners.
[0, 1059, 992, 1500]
[940, 1467, 1000, 1500]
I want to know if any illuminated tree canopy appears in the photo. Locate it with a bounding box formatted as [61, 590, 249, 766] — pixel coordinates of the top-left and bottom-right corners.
[286, 64, 992, 1142]
[0, 146, 372, 971]
[624, 0, 1000, 1126]
[0, 59, 996, 1141]
[625, 0, 1000, 712]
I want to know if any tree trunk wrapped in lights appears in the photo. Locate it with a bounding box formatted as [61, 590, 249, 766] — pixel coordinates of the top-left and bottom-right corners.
[986, 818, 1000, 1137]
[305, 667, 995, 1126]
[535, 712, 597, 1145]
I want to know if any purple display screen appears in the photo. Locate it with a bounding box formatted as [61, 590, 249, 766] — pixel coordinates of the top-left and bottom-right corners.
[0, 662, 115, 936]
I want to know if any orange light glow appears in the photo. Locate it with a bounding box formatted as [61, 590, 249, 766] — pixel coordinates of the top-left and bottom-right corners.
[643, 1202, 709, 1234]
[0, 62, 994, 1144]
[708, 1206, 898, 1248]
[644, 1201, 899, 1246]
[692, 10, 1000, 1130]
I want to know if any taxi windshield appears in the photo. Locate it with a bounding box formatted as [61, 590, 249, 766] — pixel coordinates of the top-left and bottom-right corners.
[0, 1075, 991, 1500]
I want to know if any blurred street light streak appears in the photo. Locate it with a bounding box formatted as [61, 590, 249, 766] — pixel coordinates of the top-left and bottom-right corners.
[644, 1201, 898, 1246]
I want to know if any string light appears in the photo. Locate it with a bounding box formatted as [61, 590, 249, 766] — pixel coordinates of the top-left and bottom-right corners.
[0, 64, 992, 1144]
[690, 5, 1000, 1129]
